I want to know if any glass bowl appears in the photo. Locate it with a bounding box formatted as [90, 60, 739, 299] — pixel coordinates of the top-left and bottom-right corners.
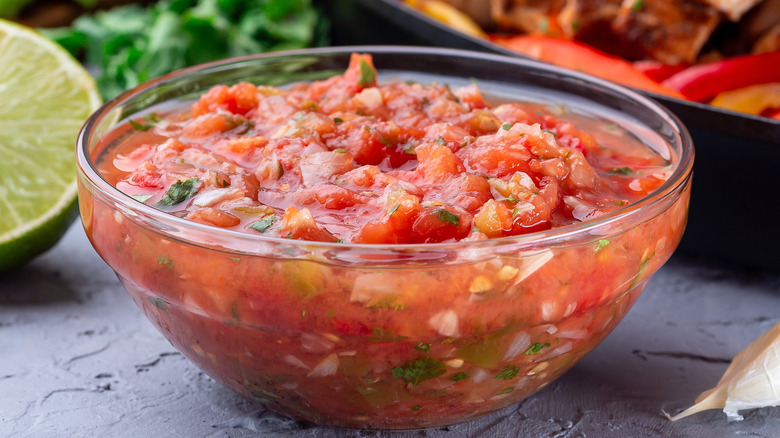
[75, 46, 693, 430]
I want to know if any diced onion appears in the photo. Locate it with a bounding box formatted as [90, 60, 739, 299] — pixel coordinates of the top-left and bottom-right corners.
[350, 273, 398, 304]
[428, 310, 460, 337]
[511, 249, 554, 287]
[307, 353, 340, 377]
[541, 341, 573, 360]
[192, 188, 242, 207]
[283, 354, 310, 370]
[541, 301, 559, 322]
[557, 328, 588, 339]
[353, 88, 384, 108]
[503, 332, 532, 361]
[301, 333, 335, 353]
[471, 369, 490, 383]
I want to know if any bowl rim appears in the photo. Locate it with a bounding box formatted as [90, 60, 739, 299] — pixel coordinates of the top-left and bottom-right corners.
[76, 45, 694, 252]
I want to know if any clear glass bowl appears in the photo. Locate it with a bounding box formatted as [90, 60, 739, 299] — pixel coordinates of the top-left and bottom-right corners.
[76, 46, 693, 430]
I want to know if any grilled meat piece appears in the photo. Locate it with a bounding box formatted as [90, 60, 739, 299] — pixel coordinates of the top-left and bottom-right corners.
[611, 0, 721, 64]
[703, 0, 764, 20]
[490, 0, 724, 63]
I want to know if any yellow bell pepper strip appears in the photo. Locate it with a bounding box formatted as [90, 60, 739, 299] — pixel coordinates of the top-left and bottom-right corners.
[490, 34, 684, 99]
[403, 0, 486, 39]
[709, 83, 780, 117]
[662, 51, 780, 102]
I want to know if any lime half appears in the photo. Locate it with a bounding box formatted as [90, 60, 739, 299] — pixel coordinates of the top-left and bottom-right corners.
[0, 19, 101, 272]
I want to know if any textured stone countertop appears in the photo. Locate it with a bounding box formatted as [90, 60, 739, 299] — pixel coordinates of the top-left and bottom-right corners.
[2, 224, 779, 437]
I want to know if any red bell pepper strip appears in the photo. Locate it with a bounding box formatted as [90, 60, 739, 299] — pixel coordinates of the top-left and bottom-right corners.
[490, 34, 684, 99]
[661, 51, 780, 102]
[763, 107, 780, 121]
[633, 61, 690, 83]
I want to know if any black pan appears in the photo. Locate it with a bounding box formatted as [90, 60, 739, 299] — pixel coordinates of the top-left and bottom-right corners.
[326, 0, 780, 272]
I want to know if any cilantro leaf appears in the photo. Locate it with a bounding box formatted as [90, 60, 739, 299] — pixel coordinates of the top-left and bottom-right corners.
[594, 239, 610, 253]
[129, 118, 156, 131]
[369, 327, 407, 342]
[437, 209, 460, 226]
[44, 0, 329, 99]
[608, 167, 637, 175]
[496, 365, 520, 380]
[155, 178, 199, 208]
[248, 215, 278, 233]
[147, 296, 171, 314]
[414, 342, 431, 352]
[524, 342, 551, 355]
[358, 59, 376, 88]
[156, 255, 174, 268]
[451, 372, 468, 382]
[131, 194, 154, 203]
[391, 357, 446, 386]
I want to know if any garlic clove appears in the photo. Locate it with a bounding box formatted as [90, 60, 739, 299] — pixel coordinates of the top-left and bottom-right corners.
[668, 320, 780, 421]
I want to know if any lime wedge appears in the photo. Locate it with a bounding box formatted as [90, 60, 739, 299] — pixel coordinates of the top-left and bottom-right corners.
[0, 19, 101, 272]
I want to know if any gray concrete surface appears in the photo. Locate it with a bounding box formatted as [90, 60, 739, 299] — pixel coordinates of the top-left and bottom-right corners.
[2, 224, 779, 437]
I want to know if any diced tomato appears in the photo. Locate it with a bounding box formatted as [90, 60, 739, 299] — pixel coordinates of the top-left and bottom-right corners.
[186, 207, 241, 228]
[458, 136, 533, 178]
[129, 169, 165, 189]
[278, 206, 338, 242]
[307, 53, 377, 104]
[454, 83, 488, 110]
[182, 113, 243, 139]
[192, 82, 260, 117]
[415, 143, 465, 181]
[294, 184, 366, 210]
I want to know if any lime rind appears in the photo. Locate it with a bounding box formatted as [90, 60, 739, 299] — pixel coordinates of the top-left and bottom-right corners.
[0, 19, 101, 271]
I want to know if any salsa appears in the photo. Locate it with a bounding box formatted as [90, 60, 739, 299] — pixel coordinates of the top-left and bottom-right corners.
[83, 53, 691, 429]
[99, 53, 672, 244]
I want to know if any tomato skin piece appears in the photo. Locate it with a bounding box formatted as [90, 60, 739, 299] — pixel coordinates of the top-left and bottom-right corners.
[662, 51, 780, 102]
[490, 34, 684, 99]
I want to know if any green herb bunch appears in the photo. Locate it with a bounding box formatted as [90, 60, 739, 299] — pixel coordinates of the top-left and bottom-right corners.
[45, 0, 329, 99]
